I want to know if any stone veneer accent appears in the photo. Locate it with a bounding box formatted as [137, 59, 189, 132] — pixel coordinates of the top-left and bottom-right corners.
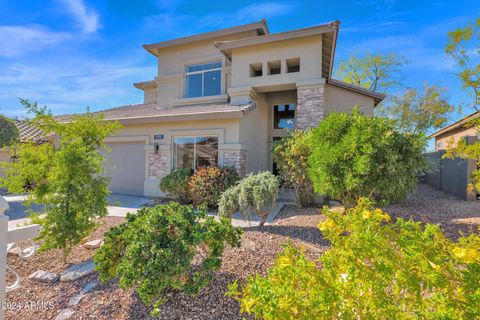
[223, 151, 247, 177]
[148, 152, 168, 179]
[296, 85, 325, 130]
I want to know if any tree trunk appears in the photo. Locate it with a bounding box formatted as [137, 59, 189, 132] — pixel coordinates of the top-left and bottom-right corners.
[258, 211, 268, 227]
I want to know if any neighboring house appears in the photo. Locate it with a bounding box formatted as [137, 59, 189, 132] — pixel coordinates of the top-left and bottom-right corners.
[0, 120, 46, 177]
[426, 112, 480, 201]
[432, 111, 480, 151]
[60, 19, 385, 197]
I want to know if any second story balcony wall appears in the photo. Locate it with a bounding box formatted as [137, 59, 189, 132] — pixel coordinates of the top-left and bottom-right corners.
[229, 35, 323, 90]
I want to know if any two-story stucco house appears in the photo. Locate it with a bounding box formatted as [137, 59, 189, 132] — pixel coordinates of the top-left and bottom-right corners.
[81, 19, 384, 197]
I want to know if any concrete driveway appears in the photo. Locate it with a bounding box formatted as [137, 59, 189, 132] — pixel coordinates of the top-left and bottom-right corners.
[3, 195, 43, 228]
[3, 193, 152, 228]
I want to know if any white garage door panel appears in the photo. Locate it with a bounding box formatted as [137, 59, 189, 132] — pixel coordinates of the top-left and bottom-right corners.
[105, 142, 145, 196]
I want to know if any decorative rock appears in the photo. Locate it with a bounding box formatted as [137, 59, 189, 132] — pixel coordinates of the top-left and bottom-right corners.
[60, 260, 95, 282]
[7, 247, 23, 257]
[83, 239, 103, 249]
[55, 308, 74, 320]
[81, 280, 98, 294]
[329, 200, 342, 207]
[28, 270, 60, 283]
[329, 200, 346, 213]
[68, 294, 84, 307]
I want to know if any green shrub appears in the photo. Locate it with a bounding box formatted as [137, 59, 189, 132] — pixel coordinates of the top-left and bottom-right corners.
[159, 168, 193, 203]
[219, 171, 278, 226]
[307, 108, 426, 207]
[188, 166, 239, 208]
[228, 198, 480, 319]
[0, 115, 19, 148]
[94, 202, 242, 316]
[273, 131, 316, 207]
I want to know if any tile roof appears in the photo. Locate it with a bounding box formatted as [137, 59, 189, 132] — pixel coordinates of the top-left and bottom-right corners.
[57, 103, 256, 123]
[13, 120, 46, 143]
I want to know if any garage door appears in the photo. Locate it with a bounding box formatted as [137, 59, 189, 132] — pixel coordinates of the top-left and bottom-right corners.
[104, 142, 146, 196]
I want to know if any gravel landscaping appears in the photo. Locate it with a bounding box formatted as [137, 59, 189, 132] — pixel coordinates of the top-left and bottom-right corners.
[383, 183, 480, 240]
[5, 183, 479, 319]
[5, 205, 327, 320]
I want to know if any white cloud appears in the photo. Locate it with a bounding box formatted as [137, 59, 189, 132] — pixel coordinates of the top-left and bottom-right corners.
[0, 24, 71, 58]
[0, 58, 154, 117]
[58, 0, 101, 33]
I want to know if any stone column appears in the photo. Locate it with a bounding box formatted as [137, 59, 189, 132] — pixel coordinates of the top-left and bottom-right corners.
[219, 144, 248, 177]
[296, 83, 325, 130]
[148, 152, 168, 179]
[223, 151, 247, 177]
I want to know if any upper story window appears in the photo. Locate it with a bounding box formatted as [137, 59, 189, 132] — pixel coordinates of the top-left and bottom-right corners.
[185, 61, 222, 98]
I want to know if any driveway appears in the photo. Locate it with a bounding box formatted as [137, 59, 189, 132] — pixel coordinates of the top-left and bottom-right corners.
[3, 193, 152, 229]
[3, 195, 43, 228]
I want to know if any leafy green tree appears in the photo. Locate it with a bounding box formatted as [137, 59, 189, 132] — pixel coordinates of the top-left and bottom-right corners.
[94, 202, 242, 316]
[219, 171, 279, 226]
[446, 18, 480, 111]
[0, 99, 120, 260]
[442, 18, 480, 193]
[0, 115, 19, 148]
[272, 131, 316, 207]
[378, 83, 455, 134]
[228, 198, 480, 319]
[306, 108, 426, 207]
[335, 53, 407, 92]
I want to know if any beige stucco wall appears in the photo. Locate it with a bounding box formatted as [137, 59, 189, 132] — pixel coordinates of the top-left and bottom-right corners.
[230, 35, 323, 90]
[324, 84, 375, 116]
[239, 94, 270, 173]
[144, 88, 157, 103]
[153, 30, 259, 106]
[435, 127, 479, 151]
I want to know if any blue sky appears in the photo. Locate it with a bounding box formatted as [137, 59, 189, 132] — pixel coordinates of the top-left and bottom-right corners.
[0, 0, 479, 126]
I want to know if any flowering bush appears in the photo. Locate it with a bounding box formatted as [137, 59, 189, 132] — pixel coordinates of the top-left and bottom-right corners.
[228, 198, 480, 319]
[159, 168, 193, 203]
[95, 202, 242, 316]
[219, 171, 278, 226]
[188, 166, 239, 208]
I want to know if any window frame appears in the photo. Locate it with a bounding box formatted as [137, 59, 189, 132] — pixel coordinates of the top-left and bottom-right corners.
[185, 61, 222, 98]
[273, 103, 296, 130]
[172, 135, 219, 171]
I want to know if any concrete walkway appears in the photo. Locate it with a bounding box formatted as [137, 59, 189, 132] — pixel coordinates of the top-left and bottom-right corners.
[106, 194, 151, 217]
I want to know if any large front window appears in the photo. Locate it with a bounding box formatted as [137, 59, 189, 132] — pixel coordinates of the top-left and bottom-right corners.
[173, 136, 218, 170]
[185, 61, 222, 98]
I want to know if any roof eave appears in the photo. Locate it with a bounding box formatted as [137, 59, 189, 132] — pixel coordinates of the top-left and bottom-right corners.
[328, 21, 339, 80]
[143, 20, 269, 57]
[214, 21, 340, 56]
[430, 111, 480, 138]
[328, 79, 386, 107]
